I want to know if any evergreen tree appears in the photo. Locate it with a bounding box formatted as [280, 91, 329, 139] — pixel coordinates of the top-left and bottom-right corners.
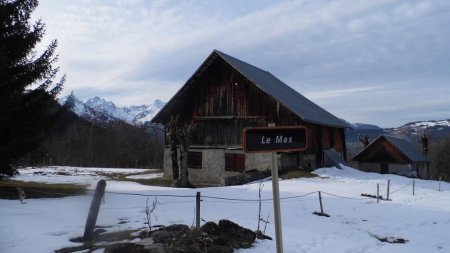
[0, 0, 65, 176]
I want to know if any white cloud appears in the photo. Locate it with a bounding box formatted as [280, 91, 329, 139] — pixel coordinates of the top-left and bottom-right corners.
[305, 86, 381, 100]
[34, 0, 450, 127]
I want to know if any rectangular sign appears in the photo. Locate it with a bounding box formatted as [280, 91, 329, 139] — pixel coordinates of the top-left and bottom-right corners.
[243, 126, 307, 153]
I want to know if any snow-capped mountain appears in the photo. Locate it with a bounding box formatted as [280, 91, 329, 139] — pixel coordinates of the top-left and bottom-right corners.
[60, 94, 165, 126]
[346, 119, 450, 144]
[401, 119, 450, 129]
[388, 119, 450, 140]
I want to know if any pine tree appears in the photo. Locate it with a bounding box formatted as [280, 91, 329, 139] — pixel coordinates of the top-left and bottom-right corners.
[0, 0, 65, 176]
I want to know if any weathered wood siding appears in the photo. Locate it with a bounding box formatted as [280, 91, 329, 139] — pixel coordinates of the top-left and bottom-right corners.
[191, 58, 292, 119]
[165, 57, 346, 163]
[357, 139, 410, 164]
[187, 57, 299, 146]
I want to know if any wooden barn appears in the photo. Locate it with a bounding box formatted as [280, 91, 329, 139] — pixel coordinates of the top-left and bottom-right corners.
[151, 50, 350, 185]
[352, 135, 429, 178]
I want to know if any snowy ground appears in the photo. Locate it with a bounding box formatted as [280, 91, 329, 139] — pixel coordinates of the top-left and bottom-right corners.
[1, 166, 449, 253]
[12, 166, 158, 187]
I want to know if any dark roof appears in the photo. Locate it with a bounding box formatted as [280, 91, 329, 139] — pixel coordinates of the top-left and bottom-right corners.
[152, 49, 350, 129]
[353, 135, 429, 162]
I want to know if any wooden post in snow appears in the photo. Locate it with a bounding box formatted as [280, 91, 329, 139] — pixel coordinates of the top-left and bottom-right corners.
[83, 179, 106, 241]
[196, 192, 201, 228]
[439, 177, 442, 191]
[413, 180, 415, 196]
[387, 180, 390, 200]
[318, 191, 324, 215]
[377, 183, 380, 203]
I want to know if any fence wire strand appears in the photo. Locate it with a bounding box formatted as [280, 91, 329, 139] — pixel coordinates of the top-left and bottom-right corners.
[1, 178, 421, 208]
[321, 191, 369, 200]
[389, 181, 414, 195]
[105, 191, 195, 198]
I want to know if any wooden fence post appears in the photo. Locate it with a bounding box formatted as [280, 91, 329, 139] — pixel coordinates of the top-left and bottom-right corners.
[413, 180, 415, 195]
[377, 183, 379, 203]
[439, 177, 442, 191]
[196, 192, 201, 228]
[83, 179, 106, 241]
[387, 180, 390, 200]
[318, 191, 324, 215]
[17, 188, 26, 204]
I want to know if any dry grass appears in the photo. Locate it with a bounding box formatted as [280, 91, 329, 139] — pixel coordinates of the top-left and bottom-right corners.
[279, 169, 317, 180]
[0, 179, 87, 199]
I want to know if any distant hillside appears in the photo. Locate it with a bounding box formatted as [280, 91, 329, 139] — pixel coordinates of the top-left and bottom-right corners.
[351, 123, 383, 130]
[346, 119, 450, 144]
[28, 95, 450, 170]
[345, 123, 386, 144]
[387, 119, 450, 140]
[22, 98, 164, 169]
[58, 95, 450, 150]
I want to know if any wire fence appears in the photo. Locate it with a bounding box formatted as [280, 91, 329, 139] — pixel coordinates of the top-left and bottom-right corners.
[0, 178, 433, 202]
[389, 181, 414, 195]
[0, 177, 431, 213]
[2, 176, 445, 239]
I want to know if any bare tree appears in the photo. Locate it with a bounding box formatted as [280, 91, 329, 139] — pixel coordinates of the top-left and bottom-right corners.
[358, 134, 370, 148]
[256, 182, 264, 232]
[167, 115, 180, 181]
[175, 124, 194, 188]
[419, 132, 430, 155]
[145, 197, 158, 236]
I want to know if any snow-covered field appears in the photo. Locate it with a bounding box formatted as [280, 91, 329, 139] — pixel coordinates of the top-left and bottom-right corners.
[12, 166, 158, 186]
[1, 166, 450, 253]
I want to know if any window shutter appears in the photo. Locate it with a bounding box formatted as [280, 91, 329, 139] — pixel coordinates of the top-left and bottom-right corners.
[188, 152, 202, 169]
[225, 153, 245, 172]
[225, 153, 235, 171]
[236, 154, 245, 171]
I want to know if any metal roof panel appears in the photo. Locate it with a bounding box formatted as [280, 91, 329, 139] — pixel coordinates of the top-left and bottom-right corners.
[214, 50, 350, 128]
[152, 50, 351, 129]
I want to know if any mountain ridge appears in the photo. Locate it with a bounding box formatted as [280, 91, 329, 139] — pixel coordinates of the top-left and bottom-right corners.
[60, 94, 449, 142]
[346, 119, 450, 145]
[59, 94, 165, 126]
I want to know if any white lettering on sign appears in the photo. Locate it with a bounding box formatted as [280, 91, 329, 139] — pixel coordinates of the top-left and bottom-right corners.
[261, 136, 271, 144]
[261, 135, 293, 144]
[276, 135, 293, 144]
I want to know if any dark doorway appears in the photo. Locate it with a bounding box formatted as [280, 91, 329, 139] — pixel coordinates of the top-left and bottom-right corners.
[381, 163, 388, 174]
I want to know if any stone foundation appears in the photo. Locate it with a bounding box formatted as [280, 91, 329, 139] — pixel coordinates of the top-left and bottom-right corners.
[163, 147, 317, 185]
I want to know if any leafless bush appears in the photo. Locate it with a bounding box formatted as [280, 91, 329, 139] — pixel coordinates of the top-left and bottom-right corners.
[145, 197, 158, 235]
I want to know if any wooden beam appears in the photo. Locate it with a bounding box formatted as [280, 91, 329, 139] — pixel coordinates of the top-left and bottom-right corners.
[194, 116, 267, 120]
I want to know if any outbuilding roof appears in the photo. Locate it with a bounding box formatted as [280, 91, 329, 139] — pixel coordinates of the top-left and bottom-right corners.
[152, 49, 350, 129]
[352, 134, 429, 163]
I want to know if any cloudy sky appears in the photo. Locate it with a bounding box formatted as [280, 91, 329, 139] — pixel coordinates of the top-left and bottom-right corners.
[33, 0, 450, 127]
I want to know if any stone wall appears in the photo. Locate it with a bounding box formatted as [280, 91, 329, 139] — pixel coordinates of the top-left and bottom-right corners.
[163, 147, 273, 185]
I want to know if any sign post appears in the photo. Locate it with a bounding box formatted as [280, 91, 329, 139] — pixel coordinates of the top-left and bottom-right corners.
[243, 125, 307, 253]
[270, 143, 283, 253]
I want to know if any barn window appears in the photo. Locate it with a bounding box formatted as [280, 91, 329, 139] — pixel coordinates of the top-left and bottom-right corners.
[188, 151, 202, 169]
[225, 153, 245, 172]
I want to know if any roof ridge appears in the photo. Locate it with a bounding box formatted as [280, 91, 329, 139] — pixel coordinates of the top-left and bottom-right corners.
[214, 50, 350, 128]
[152, 50, 350, 129]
